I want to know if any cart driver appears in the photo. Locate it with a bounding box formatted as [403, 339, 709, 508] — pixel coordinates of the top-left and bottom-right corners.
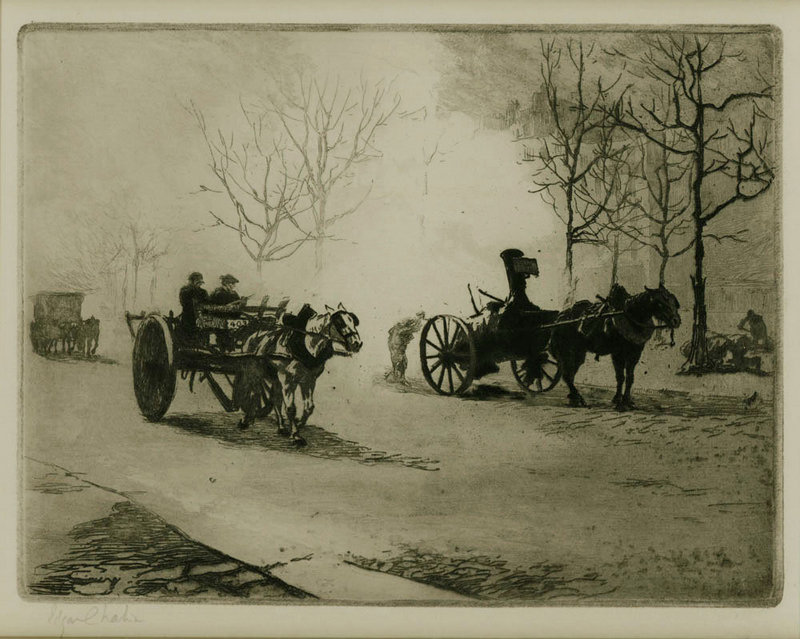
[179, 271, 209, 340]
[500, 248, 541, 315]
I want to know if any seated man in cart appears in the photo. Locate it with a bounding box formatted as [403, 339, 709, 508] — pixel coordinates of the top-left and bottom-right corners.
[205, 274, 248, 351]
[209, 274, 247, 308]
[178, 271, 209, 343]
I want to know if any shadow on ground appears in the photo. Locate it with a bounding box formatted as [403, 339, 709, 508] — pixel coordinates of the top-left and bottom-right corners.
[28, 498, 309, 600]
[162, 412, 439, 471]
[345, 546, 615, 602]
[33, 352, 119, 366]
[377, 375, 771, 420]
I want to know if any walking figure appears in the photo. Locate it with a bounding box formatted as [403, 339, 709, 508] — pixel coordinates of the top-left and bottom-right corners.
[386, 311, 426, 384]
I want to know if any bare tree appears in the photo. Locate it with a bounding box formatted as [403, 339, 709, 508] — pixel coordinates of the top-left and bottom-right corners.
[607, 135, 696, 287]
[47, 211, 170, 312]
[268, 74, 401, 270]
[608, 34, 775, 371]
[189, 102, 314, 274]
[47, 218, 126, 294]
[592, 164, 646, 289]
[123, 220, 170, 309]
[528, 38, 629, 298]
[422, 137, 446, 197]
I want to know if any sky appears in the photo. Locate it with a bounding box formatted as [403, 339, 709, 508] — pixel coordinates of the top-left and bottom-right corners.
[20, 26, 779, 363]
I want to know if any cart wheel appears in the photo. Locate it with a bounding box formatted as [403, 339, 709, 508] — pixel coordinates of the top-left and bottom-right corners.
[510, 353, 561, 394]
[132, 316, 177, 421]
[419, 315, 476, 395]
[233, 366, 273, 419]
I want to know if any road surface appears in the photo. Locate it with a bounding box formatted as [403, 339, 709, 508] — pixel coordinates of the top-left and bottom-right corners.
[21, 349, 778, 604]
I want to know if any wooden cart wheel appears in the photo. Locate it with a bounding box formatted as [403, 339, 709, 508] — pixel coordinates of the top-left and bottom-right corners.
[510, 353, 561, 394]
[233, 367, 273, 419]
[419, 315, 476, 395]
[132, 316, 177, 421]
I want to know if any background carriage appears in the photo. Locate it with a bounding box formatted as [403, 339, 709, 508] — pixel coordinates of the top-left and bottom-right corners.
[29, 291, 99, 356]
[419, 254, 563, 396]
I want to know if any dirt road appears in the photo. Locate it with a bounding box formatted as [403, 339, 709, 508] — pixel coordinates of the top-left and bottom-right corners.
[21, 351, 778, 604]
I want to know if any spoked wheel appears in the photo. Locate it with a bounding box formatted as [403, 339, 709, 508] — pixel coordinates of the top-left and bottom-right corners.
[233, 366, 273, 419]
[419, 315, 476, 395]
[233, 373, 272, 419]
[132, 316, 177, 421]
[510, 352, 561, 394]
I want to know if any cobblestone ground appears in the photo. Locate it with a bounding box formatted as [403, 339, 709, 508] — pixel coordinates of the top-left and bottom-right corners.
[25, 463, 309, 601]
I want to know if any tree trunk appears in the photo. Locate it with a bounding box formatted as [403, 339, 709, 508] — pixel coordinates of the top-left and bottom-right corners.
[121, 263, 129, 311]
[564, 233, 575, 305]
[610, 234, 619, 289]
[132, 259, 140, 311]
[684, 55, 710, 372]
[315, 235, 325, 272]
[658, 253, 668, 287]
[685, 222, 710, 371]
[150, 262, 158, 307]
[315, 198, 327, 273]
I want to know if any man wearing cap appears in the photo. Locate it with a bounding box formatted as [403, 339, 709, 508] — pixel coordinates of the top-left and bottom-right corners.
[179, 272, 209, 340]
[209, 274, 245, 307]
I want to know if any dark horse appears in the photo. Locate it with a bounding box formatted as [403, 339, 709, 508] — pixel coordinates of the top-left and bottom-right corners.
[549, 284, 681, 410]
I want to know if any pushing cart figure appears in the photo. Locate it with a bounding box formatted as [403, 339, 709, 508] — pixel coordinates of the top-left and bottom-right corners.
[385, 311, 426, 384]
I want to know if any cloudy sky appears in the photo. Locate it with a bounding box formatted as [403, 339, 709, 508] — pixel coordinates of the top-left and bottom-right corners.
[21, 26, 778, 348]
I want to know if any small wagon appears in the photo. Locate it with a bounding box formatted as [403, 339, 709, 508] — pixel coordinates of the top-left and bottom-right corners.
[30, 291, 98, 355]
[125, 304, 281, 421]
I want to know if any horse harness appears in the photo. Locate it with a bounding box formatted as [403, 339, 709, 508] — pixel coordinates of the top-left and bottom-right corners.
[279, 305, 356, 368]
[576, 295, 674, 346]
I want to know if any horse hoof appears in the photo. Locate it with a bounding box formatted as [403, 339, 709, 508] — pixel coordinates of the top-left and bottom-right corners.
[292, 435, 307, 447]
[277, 427, 289, 437]
[237, 419, 250, 430]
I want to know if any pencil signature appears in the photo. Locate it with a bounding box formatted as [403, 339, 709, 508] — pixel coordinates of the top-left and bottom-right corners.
[48, 604, 143, 636]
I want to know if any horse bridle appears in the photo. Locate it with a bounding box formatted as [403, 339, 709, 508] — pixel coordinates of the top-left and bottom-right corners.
[282, 311, 359, 349]
[622, 297, 677, 345]
[329, 311, 360, 349]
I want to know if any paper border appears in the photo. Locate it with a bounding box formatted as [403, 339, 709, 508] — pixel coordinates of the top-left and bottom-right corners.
[1, 1, 797, 637]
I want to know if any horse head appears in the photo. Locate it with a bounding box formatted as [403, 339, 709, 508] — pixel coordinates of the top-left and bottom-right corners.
[329, 302, 362, 353]
[644, 285, 681, 329]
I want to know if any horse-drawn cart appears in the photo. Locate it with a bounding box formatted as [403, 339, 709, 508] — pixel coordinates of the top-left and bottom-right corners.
[125, 305, 281, 421]
[419, 251, 566, 396]
[125, 300, 362, 444]
[419, 310, 563, 396]
[30, 291, 100, 356]
[419, 249, 683, 410]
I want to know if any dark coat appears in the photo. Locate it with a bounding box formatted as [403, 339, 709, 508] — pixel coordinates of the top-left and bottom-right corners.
[208, 287, 240, 306]
[179, 284, 208, 334]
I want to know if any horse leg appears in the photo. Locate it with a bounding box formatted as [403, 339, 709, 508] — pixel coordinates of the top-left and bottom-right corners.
[611, 353, 625, 408]
[284, 388, 305, 446]
[621, 349, 643, 410]
[296, 380, 315, 442]
[273, 371, 290, 436]
[561, 353, 588, 407]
